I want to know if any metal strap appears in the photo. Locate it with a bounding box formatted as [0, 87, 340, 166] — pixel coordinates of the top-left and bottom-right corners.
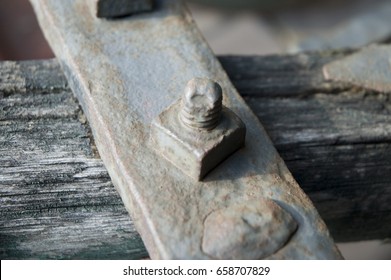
[30, 0, 342, 259]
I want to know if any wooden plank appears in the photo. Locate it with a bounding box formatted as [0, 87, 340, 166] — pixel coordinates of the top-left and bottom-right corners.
[0, 60, 147, 259]
[1, 51, 390, 258]
[219, 50, 353, 97]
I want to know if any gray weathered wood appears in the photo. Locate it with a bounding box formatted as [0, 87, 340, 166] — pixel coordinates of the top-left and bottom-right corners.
[1, 51, 390, 259]
[0, 60, 147, 259]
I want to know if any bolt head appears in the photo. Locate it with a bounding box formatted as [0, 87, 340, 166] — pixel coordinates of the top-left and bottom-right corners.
[202, 199, 298, 259]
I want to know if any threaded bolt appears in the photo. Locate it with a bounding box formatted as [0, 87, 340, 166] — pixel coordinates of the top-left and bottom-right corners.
[180, 78, 223, 130]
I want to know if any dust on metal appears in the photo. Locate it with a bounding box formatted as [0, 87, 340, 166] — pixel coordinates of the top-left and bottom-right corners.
[323, 44, 391, 93]
[202, 198, 298, 259]
[90, 0, 153, 18]
[180, 78, 223, 130]
[30, 0, 343, 259]
[150, 78, 246, 181]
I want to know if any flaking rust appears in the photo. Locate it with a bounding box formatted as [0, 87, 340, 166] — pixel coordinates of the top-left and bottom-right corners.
[30, 0, 342, 259]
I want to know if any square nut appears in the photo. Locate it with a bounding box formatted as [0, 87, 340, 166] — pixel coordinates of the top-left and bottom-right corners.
[150, 78, 246, 181]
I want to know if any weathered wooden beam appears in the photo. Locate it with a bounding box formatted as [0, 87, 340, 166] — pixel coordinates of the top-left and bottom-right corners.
[0, 60, 147, 259]
[1, 51, 391, 259]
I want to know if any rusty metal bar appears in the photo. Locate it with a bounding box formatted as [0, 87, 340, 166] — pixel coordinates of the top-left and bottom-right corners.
[29, 0, 342, 259]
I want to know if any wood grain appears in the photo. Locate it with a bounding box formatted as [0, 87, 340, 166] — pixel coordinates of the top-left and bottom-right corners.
[0, 60, 147, 259]
[1, 52, 390, 259]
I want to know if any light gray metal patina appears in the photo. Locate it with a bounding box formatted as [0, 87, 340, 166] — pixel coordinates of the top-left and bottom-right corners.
[323, 44, 391, 93]
[90, 0, 153, 18]
[180, 78, 223, 131]
[30, 0, 342, 259]
[202, 198, 298, 259]
[150, 78, 246, 180]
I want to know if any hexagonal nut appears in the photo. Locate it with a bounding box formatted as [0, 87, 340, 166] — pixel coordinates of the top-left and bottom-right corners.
[150, 99, 246, 181]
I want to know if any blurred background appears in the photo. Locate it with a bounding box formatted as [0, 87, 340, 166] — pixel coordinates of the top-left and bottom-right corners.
[3, 0, 391, 59]
[1, 0, 391, 259]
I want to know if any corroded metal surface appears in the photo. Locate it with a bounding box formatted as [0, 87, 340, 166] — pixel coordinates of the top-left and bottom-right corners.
[30, 0, 342, 259]
[150, 78, 246, 180]
[323, 45, 391, 93]
[202, 198, 298, 259]
[180, 78, 223, 131]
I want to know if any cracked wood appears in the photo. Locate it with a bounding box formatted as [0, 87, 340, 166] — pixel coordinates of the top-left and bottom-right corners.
[1, 50, 391, 258]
